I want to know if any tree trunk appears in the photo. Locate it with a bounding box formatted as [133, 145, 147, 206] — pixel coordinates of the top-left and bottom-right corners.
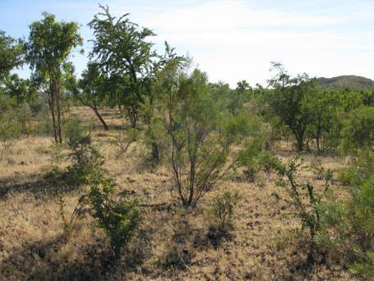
[316, 134, 320, 155]
[295, 131, 304, 152]
[91, 105, 108, 131]
[49, 82, 58, 143]
[126, 106, 137, 128]
[55, 79, 62, 143]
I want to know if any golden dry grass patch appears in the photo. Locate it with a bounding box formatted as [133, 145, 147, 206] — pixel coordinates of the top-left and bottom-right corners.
[0, 107, 354, 280]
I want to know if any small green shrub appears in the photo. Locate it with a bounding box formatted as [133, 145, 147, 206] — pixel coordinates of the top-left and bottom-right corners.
[257, 151, 281, 173]
[317, 153, 374, 279]
[349, 252, 374, 279]
[45, 125, 103, 190]
[275, 156, 332, 261]
[62, 116, 87, 145]
[15, 103, 32, 134]
[33, 114, 53, 136]
[63, 136, 103, 189]
[0, 111, 22, 149]
[240, 150, 280, 182]
[318, 189, 374, 279]
[338, 151, 374, 187]
[29, 98, 48, 116]
[87, 173, 141, 259]
[53, 147, 141, 259]
[341, 106, 374, 153]
[210, 191, 240, 230]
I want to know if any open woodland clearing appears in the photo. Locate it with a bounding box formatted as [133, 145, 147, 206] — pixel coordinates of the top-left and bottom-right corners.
[0, 107, 352, 280]
[1, 2, 374, 280]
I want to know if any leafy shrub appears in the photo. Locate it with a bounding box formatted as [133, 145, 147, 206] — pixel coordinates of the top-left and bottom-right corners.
[237, 116, 272, 181]
[16, 103, 32, 134]
[53, 144, 141, 259]
[46, 118, 103, 190]
[87, 172, 141, 259]
[62, 115, 87, 145]
[257, 151, 281, 173]
[157, 68, 253, 207]
[57, 192, 88, 235]
[341, 106, 374, 153]
[349, 252, 374, 279]
[210, 191, 240, 230]
[33, 113, 53, 136]
[62, 136, 103, 189]
[0, 111, 22, 149]
[274, 156, 332, 261]
[317, 151, 374, 279]
[338, 151, 374, 187]
[29, 97, 48, 116]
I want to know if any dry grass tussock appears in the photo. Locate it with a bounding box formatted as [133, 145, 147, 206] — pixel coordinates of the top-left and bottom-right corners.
[0, 107, 352, 280]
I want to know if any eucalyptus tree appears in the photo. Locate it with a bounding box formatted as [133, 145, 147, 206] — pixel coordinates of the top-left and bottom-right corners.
[228, 80, 252, 116]
[88, 5, 156, 128]
[26, 12, 83, 143]
[305, 89, 339, 154]
[77, 62, 109, 130]
[0, 30, 24, 81]
[4, 74, 37, 106]
[268, 62, 316, 152]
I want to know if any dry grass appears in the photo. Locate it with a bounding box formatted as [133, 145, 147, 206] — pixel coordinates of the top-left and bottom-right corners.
[0, 107, 352, 280]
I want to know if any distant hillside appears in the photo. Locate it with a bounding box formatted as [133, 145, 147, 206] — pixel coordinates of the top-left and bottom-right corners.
[317, 75, 374, 91]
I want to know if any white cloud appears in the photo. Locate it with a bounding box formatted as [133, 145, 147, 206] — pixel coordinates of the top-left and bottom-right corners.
[125, 0, 374, 86]
[144, 0, 344, 32]
[12, 0, 373, 86]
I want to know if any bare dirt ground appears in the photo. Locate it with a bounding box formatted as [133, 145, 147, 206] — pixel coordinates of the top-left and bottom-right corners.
[0, 107, 351, 280]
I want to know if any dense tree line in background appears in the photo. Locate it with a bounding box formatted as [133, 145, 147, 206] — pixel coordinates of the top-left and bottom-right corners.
[0, 4, 373, 278]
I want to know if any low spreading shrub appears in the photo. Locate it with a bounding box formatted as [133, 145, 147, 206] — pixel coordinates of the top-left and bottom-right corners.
[210, 190, 240, 230]
[317, 151, 374, 279]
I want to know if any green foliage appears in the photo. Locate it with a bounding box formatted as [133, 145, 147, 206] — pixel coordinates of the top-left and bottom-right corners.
[349, 252, 374, 279]
[57, 192, 88, 235]
[257, 151, 282, 173]
[62, 116, 87, 145]
[46, 118, 102, 189]
[341, 106, 374, 153]
[26, 11, 83, 143]
[305, 89, 340, 153]
[268, 62, 317, 152]
[210, 80, 252, 116]
[338, 151, 374, 186]
[317, 152, 374, 278]
[0, 110, 22, 149]
[275, 156, 332, 260]
[52, 139, 141, 259]
[29, 97, 48, 116]
[89, 5, 156, 128]
[77, 62, 109, 130]
[3, 74, 37, 106]
[237, 116, 272, 180]
[87, 174, 141, 259]
[33, 113, 53, 136]
[65, 138, 103, 189]
[210, 191, 240, 229]
[156, 66, 252, 207]
[0, 30, 24, 81]
[50, 142, 64, 165]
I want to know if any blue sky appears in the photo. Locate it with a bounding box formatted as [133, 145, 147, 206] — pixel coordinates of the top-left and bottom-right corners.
[1, 0, 373, 86]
